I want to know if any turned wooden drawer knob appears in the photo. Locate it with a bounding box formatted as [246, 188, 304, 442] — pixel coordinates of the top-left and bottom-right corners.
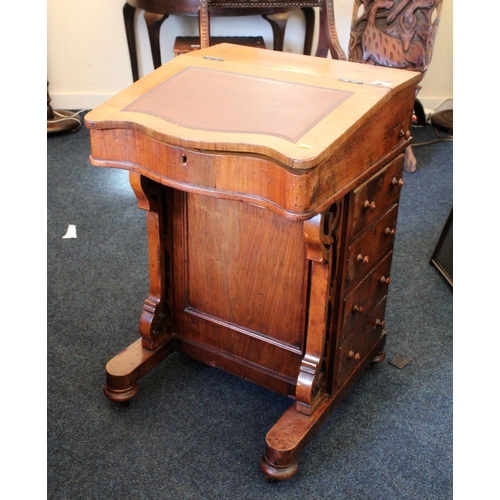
[352, 304, 364, 314]
[380, 276, 391, 285]
[356, 253, 369, 264]
[375, 319, 386, 329]
[347, 350, 360, 360]
[385, 227, 396, 237]
[391, 176, 404, 188]
[363, 200, 376, 211]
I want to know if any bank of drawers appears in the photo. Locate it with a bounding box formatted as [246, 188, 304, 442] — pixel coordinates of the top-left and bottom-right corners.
[336, 154, 404, 386]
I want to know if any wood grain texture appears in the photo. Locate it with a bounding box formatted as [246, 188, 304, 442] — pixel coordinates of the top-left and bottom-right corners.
[85, 44, 420, 169]
[86, 44, 419, 481]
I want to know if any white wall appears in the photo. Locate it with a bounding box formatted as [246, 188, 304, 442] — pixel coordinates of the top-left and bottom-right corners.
[47, 0, 453, 111]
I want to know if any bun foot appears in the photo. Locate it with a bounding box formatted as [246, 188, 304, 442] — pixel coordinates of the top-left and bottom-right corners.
[103, 337, 174, 403]
[371, 350, 386, 365]
[260, 456, 298, 482]
[369, 351, 386, 368]
[103, 383, 138, 403]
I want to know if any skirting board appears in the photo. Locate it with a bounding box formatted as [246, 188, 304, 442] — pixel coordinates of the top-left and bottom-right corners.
[50, 92, 453, 115]
[49, 93, 116, 112]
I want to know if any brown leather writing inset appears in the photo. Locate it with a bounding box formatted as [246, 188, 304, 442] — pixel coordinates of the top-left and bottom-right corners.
[123, 67, 352, 143]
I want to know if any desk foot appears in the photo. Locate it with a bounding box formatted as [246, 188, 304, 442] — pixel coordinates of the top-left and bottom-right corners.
[104, 336, 175, 403]
[261, 335, 387, 481]
[371, 350, 386, 366]
[261, 456, 299, 482]
[260, 394, 331, 481]
[103, 384, 139, 403]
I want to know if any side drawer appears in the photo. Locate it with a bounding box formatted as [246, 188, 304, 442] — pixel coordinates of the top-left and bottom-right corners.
[336, 312, 386, 386]
[344, 204, 399, 292]
[348, 154, 404, 238]
[342, 252, 393, 335]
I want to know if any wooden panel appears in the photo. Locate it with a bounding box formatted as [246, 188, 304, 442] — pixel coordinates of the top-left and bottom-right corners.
[344, 203, 399, 292]
[184, 193, 308, 349]
[173, 36, 266, 57]
[342, 252, 393, 335]
[336, 319, 385, 387]
[349, 154, 404, 238]
[85, 44, 421, 169]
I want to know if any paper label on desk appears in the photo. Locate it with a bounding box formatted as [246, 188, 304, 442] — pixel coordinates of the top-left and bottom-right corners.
[371, 80, 393, 87]
[123, 67, 353, 143]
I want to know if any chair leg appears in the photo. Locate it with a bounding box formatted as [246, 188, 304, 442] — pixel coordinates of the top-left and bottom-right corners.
[123, 3, 139, 82]
[315, 6, 329, 57]
[413, 98, 427, 126]
[144, 12, 169, 70]
[318, 0, 346, 60]
[301, 8, 315, 56]
[262, 12, 290, 51]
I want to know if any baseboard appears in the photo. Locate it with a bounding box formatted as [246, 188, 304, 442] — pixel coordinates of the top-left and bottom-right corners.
[51, 92, 453, 115]
[49, 93, 116, 112]
[418, 97, 453, 113]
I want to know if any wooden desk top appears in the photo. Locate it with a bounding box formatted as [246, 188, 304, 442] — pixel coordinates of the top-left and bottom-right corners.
[85, 44, 420, 170]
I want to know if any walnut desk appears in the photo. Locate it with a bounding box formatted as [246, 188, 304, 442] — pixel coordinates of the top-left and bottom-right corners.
[85, 44, 420, 482]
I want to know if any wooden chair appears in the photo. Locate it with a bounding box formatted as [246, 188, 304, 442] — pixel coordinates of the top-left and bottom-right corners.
[123, 0, 346, 82]
[345, 0, 444, 172]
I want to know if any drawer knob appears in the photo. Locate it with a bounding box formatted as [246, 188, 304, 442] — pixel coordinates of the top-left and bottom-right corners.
[380, 276, 391, 285]
[385, 227, 396, 237]
[363, 200, 376, 211]
[347, 350, 360, 360]
[391, 176, 404, 188]
[356, 253, 369, 264]
[375, 319, 386, 329]
[352, 304, 364, 314]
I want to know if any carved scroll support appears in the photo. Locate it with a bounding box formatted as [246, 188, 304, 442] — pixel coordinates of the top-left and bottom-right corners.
[130, 172, 172, 350]
[102, 173, 175, 403]
[296, 205, 340, 415]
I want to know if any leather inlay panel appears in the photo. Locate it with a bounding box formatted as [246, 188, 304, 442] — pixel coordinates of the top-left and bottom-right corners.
[123, 67, 353, 143]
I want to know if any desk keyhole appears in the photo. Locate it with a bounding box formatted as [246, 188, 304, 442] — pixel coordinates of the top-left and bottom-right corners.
[181, 154, 187, 165]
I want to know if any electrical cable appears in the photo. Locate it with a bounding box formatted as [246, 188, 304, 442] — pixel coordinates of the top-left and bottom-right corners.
[47, 108, 90, 132]
[412, 125, 453, 147]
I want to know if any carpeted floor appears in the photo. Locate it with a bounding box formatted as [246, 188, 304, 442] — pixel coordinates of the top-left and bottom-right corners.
[47, 116, 452, 499]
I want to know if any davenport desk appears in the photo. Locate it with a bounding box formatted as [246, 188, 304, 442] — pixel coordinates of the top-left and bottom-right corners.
[85, 44, 420, 481]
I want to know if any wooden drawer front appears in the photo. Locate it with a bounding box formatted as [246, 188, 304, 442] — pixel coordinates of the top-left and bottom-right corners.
[349, 155, 404, 238]
[365, 297, 389, 335]
[337, 310, 386, 385]
[345, 204, 399, 292]
[342, 252, 393, 335]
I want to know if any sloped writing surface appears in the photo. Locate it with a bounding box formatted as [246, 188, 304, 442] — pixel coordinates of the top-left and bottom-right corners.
[123, 67, 352, 143]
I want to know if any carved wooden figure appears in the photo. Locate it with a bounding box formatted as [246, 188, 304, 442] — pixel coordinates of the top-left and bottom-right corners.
[347, 0, 443, 172]
[348, 0, 442, 73]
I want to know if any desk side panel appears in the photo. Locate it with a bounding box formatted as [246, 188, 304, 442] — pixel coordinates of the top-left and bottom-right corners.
[171, 192, 308, 395]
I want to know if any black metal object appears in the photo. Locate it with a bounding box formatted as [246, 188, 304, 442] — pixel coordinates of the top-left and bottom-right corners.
[430, 207, 453, 287]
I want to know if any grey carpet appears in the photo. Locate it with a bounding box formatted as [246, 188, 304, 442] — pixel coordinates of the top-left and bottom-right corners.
[48, 116, 452, 499]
